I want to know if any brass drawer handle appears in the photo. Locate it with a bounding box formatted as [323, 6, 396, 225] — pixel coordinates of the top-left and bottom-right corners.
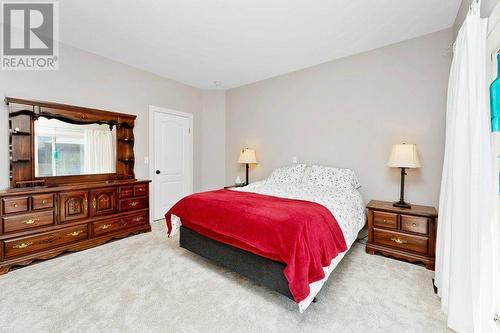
[412, 223, 417, 227]
[13, 203, 18, 208]
[132, 217, 144, 222]
[67, 231, 84, 237]
[13, 242, 33, 249]
[391, 237, 407, 245]
[128, 201, 139, 207]
[23, 218, 38, 225]
[93, 198, 97, 209]
[99, 224, 112, 230]
[41, 199, 47, 204]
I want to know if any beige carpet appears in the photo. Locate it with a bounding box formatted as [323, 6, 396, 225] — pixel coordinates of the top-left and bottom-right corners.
[0, 221, 449, 333]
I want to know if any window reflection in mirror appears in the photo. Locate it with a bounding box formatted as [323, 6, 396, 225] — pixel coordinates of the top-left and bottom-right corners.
[34, 117, 116, 177]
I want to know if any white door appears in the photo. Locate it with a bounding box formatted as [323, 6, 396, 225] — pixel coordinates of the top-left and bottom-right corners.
[152, 109, 192, 220]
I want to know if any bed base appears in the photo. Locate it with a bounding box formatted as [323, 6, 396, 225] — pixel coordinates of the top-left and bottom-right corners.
[179, 226, 294, 300]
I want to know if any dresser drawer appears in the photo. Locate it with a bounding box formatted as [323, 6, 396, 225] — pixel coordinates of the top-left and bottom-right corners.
[31, 194, 54, 210]
[2, 211, 54, 233]
[93, 212, 148, 236]
[2, 197, 29, 214]
[134, 184, 148, 197]
[4, 225, 88, 259]
[373, 211, 398, 229]
[401, 215, 428, 235]
[119, 186, 134, 199]
[373, 229, 428, 255]
[119, 197, 148, 212]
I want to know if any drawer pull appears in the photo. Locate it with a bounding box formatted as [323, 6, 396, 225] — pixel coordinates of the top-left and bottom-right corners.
[412, 223, 417, 227]
[99, 224, 112, 230]
[67, 231, 84, 237]
[23, 219, 38, 225]
[128, 201, 139, 207]
[13, 242, 33, 249]
[92, 198, 97, 209]
[132, 217, 144, 222]
[13, 203, 18, 208]
[391, 237, 407, 245]
[42, 200, 47, 204]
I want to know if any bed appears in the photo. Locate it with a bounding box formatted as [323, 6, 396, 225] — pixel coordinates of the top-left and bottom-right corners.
[166, 164, 366, 312]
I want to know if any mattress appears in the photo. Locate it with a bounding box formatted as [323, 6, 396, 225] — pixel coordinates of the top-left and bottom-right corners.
[170, 181, 366, 312]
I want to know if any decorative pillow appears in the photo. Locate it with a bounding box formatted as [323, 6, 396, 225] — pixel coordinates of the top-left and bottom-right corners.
[306, 165, 361, 190]
[266, 164, 307, 184]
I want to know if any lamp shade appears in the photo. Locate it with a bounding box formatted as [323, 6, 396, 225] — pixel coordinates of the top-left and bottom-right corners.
[238, 148, 257, 164]
[387, 144, 421, 168]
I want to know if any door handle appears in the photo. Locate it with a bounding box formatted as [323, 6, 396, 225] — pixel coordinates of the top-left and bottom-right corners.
[155, 170, 161, 175]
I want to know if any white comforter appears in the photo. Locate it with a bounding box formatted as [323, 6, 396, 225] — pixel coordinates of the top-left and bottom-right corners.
[171, 181, 366, 312]
[233, 181, 366, 312]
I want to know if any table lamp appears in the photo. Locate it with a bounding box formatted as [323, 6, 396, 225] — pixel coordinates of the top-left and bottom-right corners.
[387, 143, 421, 209]
[238, 148, 257, 185]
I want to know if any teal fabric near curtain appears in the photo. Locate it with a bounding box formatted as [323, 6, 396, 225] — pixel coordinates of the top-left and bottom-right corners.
[490, 54, 500, 132]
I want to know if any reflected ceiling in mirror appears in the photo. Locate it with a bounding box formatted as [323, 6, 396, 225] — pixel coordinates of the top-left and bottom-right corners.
[34, 117, 116, 177]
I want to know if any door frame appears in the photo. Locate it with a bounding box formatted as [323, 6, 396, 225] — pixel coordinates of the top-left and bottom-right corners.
[148, 105, 193, 222]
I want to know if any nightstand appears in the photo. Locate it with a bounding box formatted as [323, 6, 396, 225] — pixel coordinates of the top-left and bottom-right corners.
[365, 200, 438, 270]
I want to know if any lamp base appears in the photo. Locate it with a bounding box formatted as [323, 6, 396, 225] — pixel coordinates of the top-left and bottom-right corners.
[393, 201, 411, 209]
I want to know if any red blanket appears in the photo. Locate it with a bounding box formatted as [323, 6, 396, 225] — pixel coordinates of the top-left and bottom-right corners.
[165, 189, 347, 303]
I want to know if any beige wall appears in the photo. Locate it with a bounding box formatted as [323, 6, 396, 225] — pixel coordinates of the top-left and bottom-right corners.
[454, 0, 499, 37]
[0, 42, 219, 191]
[200, 90, 226, 190]
[226, 29, 453, 207]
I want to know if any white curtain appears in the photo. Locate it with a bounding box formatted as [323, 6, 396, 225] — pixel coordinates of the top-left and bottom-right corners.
[83, 128, 116, 174]
[435, 1, 497, 332]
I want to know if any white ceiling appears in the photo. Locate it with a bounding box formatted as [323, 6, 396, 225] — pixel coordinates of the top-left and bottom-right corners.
[59, 0, 461, 89]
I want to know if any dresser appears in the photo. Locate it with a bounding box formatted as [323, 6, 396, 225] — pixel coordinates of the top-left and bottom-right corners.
[0, 180, 150, 274]
[365, 200, 438, 270]
[1, 97, 151, 275]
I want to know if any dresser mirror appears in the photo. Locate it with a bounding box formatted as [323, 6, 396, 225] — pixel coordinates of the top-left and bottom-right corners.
[34, 117, 117, 177]
[6, 97, 136, 187]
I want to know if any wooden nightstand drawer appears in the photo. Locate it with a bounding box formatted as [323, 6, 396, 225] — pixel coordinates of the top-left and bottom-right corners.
[401, 215, 428, 235]
[373, 229, 428, 255]
[373, 211, 398, 229]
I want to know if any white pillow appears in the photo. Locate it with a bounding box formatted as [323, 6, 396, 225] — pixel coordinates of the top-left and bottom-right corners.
[306, 165, 361, 190]
[266, 164, 307, 184]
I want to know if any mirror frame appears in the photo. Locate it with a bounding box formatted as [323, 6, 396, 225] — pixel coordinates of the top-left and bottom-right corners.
[5, 97, 136, 188]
